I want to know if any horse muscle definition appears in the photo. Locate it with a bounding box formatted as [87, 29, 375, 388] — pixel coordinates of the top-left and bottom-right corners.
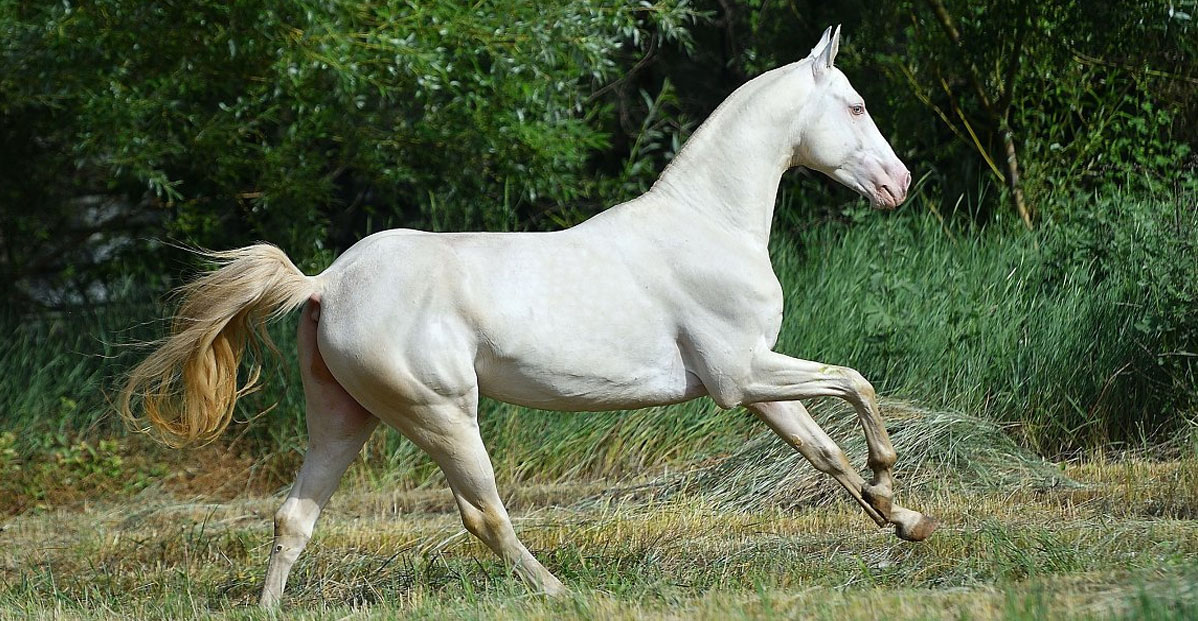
[121, 26, 934, 607]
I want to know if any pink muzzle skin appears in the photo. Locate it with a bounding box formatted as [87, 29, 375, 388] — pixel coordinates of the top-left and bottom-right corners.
[873, 164, 911, 209]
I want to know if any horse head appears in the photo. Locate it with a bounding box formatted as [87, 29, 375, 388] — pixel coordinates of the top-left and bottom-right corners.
[789, 26, 911, 209]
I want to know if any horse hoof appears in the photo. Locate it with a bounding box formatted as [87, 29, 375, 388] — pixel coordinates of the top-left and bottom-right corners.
[895, 514, 939, 542]
[541, 585, 570, 599]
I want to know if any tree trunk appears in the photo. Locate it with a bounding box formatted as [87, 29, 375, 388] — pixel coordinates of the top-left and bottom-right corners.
[926, 0, 1034, 228]
[1001, 124, 1032, 229]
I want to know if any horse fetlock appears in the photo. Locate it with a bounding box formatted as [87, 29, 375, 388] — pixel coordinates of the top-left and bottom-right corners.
[867, 448, 897, 472]
[269, 535, 308, 562]
[861, 482, 894, 519]
[274, 511, 315, 543]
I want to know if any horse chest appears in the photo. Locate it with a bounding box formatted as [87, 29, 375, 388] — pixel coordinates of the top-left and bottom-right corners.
[670, 247, 785, 346]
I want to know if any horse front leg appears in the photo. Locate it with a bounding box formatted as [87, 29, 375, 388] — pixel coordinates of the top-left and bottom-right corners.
[737, 352, 937, 541]
[748, 400, 886, 526]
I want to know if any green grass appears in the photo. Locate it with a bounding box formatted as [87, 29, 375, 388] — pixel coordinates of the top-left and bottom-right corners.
[1, 459, 1196, 620]
[1, 190, 1195, 502]
[769, 190, 1198, 454]
[1, 189, 1197, 617]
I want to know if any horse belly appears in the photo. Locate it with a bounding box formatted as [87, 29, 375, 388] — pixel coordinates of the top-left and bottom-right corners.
[475, 337, 706, 411]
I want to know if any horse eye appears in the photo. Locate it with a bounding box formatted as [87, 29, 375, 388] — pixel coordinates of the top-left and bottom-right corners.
[850, 104, 866, 116]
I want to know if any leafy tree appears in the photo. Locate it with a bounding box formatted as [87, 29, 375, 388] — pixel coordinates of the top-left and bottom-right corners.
[650, 0, 1195, 225]
[2, 0, 1194, 308]
[862, 0, 1196, 223]
[0, 0, 699, 307]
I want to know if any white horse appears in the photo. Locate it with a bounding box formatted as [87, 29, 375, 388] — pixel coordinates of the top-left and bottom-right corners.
[121, 26, 935, 607]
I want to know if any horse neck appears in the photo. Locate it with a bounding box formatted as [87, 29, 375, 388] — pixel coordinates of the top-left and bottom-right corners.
[648, 70, 797, 247]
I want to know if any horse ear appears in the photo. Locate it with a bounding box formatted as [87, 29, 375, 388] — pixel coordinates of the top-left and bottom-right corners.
[807, 26, 834, 60]
[811, 24, 841, 81]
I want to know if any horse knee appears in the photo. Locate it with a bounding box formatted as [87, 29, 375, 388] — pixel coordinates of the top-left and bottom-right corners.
[837, 366, 876, 404]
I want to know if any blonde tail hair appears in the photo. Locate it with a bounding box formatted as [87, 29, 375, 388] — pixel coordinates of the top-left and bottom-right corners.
[120, 244, 320, 446]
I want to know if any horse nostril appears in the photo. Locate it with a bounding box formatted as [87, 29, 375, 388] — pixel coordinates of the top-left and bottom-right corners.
[903, 171, 912, 190]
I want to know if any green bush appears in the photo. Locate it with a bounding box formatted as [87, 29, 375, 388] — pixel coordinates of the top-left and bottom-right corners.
[772, 190, 1197, 453]
[5, 1, 1196, 305]
[1, 0, 701, 305]
[1045, 192, 1198, 432]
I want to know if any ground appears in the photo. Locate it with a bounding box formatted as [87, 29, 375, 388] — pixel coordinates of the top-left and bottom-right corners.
[1, 458, 1195, 620]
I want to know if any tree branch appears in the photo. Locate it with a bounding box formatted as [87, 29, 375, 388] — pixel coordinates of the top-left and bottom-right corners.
[924, 0, 1032, 229]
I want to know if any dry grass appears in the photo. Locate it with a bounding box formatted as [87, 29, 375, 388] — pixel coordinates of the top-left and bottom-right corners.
[621, 400, 1076, 511]
[0, 435, 296, 516]
[1, 455, 1195, 620]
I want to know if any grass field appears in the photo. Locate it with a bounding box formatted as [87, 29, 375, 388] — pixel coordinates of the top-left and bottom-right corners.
[1, 449, 1195, 620]
[2, 192, 1195, 618]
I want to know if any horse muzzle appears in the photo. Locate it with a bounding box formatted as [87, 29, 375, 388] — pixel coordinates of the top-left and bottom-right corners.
[868, 163, 911, 210]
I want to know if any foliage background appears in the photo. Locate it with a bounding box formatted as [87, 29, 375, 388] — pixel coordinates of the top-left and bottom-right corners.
[1, 0, 1196, 466]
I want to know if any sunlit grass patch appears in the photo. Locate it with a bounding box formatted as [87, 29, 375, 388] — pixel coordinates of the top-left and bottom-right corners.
[2, 458, 1195, 620]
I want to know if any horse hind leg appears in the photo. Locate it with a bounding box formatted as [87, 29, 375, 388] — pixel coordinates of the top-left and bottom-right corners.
[382, 392, 568, 596]
[260, 300, 379, 608]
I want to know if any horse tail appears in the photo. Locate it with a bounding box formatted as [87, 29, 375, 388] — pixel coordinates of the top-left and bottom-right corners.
[119, 244, 321, 447]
